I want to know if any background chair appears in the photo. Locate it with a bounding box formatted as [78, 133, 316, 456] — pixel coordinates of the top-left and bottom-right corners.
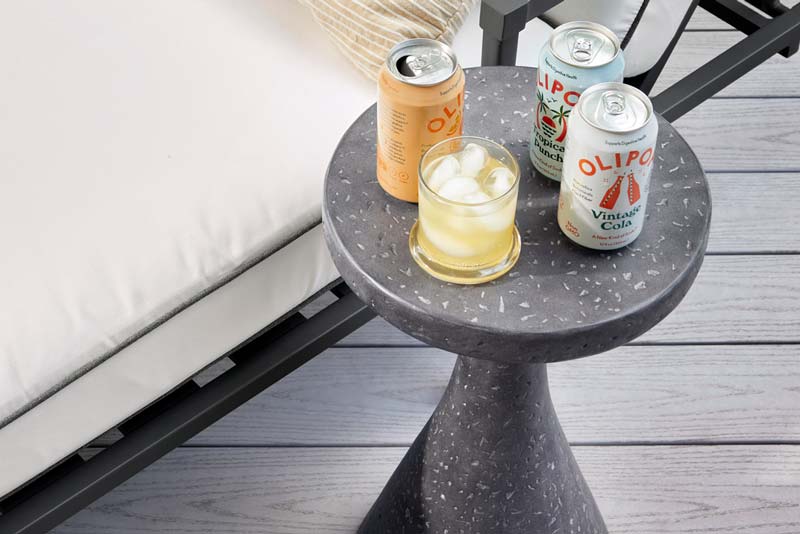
[480, 0, 800, 120]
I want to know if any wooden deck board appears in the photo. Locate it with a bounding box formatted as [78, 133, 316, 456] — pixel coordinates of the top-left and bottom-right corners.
[175, 345, 800, 446]
[55, 446, 800, 534]
[688, 7, 735, 30]
[676, 100, 800, 171]
[656, 31, 800, 97]
[704, 174, 800, 253]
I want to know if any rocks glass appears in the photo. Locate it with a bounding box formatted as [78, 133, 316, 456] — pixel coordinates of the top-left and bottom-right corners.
[409, 136, 521, 284]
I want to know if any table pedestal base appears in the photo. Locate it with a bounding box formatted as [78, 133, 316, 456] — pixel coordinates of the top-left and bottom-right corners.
[358, 356, 607, 534]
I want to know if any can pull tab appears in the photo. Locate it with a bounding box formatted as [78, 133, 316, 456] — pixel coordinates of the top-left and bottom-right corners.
[570, 36, 595, 62]
[599, 90, 638, 129]
[397, 49, 443, 77]
[602, 92, 626, 115]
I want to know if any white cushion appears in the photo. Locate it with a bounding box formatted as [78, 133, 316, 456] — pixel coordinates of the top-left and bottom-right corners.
[544, 0, 695, 77]
[0, 225, 338, 499]
[0, 0, 374, 427]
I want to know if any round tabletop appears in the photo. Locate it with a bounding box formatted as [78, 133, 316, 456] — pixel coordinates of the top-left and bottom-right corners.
[323, 66, 711, 364]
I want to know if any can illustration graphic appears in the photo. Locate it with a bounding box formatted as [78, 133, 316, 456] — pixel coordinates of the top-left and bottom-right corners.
[558, 82, 658, 250]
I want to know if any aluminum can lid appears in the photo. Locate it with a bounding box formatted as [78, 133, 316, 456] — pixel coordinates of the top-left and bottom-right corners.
[578, 82, 653, 133]
[386, 38, 458, 87]
[549, 21, 621, 68]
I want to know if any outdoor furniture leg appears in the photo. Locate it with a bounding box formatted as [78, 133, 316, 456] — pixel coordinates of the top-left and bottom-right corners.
[359, 356, 606, 533]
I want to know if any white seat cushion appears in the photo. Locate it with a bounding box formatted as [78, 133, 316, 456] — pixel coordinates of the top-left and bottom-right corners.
[544, 0, 696, 77]
[0, 0, 382, 499]
[0, 0, 375, 427]
[0, 225, 338, 499]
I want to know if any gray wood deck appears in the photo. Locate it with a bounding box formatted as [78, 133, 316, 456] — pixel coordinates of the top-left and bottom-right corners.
[57, 9, 800, 533]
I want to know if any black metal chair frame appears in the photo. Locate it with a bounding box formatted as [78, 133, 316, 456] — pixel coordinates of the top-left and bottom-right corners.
[1, 1, 798, 532]
[481, 0, 800, 120]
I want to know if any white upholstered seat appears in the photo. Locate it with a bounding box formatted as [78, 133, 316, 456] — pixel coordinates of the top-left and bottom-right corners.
[0, 0, 373, 496]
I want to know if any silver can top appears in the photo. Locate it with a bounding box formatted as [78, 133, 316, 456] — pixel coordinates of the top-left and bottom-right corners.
[386, 38, 459, 87]
[578, 82, 653, 133]
[549, 21, 621, 68]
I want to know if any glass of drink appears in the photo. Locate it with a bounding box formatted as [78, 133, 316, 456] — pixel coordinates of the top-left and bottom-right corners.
[409, 136, 521, 284]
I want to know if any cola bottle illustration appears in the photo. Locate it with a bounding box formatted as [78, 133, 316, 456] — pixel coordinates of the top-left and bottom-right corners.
[600, 172, 641, 209]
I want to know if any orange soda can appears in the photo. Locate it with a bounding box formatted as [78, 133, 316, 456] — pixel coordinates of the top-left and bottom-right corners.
[377, 39, 465, 203]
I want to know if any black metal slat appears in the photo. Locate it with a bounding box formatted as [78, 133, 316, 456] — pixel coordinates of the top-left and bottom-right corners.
[330, 281, 352, 299]
[702, 0, 771, 34]
[0, 290, 374, 534]
[228, 312, 307, 365]
[624, 0, 701, 94]
[117, 380, 201, 436]
[745, 0, 789, 17]
[0, 455, 85, 516]
[652, 3, 800, 121]
[701, 0, 798, 56]
[115, 308, 315, 435]
[480, 0, 563, 67]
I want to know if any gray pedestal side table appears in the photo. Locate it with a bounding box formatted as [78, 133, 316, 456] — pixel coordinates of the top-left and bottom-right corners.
[322, 66, 711, 534]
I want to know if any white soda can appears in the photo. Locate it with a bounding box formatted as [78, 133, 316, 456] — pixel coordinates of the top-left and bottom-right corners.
[531, 21, 624, 182]
[558, 82, 658, 250]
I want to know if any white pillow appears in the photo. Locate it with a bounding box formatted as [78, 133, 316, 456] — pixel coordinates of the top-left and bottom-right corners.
[298, 0, 477, 80]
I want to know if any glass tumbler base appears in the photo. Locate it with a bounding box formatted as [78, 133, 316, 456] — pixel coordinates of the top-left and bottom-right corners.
[408, 222, 521, 285]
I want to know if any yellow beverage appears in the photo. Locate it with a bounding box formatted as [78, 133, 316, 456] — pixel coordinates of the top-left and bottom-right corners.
[409, 137, 521, 284]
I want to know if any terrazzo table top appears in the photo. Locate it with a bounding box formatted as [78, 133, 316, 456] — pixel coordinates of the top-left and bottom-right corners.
[323, 66, 711, 364]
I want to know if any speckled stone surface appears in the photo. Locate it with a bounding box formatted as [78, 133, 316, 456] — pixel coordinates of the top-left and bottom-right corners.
[323, 66, 711, 534]
[359, 358, 606, 533]
[323, 67, 710, 364]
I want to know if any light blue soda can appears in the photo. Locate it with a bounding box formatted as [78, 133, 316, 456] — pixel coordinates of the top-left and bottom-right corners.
[531, 21, 625, 181]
